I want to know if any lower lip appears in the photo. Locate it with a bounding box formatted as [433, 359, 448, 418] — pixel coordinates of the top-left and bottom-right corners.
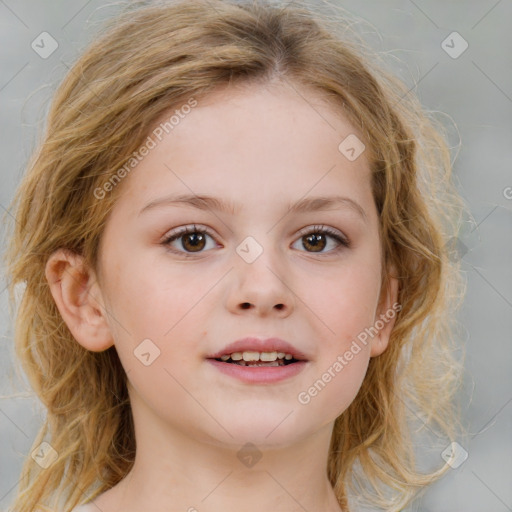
[206, 359, 308, 384]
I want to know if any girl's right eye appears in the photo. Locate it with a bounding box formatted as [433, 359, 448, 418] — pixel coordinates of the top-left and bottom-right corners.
[161, 224, 218, 257]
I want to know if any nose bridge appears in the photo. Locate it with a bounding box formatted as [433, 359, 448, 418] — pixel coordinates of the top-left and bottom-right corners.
[227, 233, 295, 315]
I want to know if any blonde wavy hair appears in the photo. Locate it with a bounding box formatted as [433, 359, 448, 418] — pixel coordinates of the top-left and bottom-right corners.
[2, 0, 468, 510]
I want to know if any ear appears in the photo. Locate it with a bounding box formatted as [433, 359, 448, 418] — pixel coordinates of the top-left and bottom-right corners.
[370, 266, 400, 357]
[45, 248, 114, 352]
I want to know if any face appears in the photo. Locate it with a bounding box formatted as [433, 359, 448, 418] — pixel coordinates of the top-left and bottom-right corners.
[93, 81, 396, 448]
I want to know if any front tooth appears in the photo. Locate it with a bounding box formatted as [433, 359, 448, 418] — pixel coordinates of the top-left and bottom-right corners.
[284, 354, 293, 360]
[231, 352, 243, 361]
[260, 351, 278, 362]
[242, 351, 260, 361]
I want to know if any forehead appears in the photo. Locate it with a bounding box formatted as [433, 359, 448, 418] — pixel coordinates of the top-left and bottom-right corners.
[117, 81, 373, 215]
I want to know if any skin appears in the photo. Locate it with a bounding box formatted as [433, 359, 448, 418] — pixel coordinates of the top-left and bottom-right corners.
[46, 80, 398, 512]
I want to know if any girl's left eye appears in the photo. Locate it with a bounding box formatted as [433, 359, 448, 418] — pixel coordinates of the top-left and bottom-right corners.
[161, 224, 350, 257]
[292, 225, 350, 255]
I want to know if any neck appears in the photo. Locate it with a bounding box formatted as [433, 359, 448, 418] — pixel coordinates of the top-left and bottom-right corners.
[90, 407, 345, 512]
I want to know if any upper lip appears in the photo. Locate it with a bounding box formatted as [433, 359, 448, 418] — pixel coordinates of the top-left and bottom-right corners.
[207, 337, 309, 361]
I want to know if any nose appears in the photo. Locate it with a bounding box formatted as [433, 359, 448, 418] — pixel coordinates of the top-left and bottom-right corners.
[225, 243, 295, 318]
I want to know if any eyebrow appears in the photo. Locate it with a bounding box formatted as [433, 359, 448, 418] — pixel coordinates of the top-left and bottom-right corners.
[138, 193, 368, 223]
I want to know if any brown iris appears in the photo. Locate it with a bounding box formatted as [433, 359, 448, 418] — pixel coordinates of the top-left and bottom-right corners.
[302, 232, 327, 252]
[181, 232, 206, 252]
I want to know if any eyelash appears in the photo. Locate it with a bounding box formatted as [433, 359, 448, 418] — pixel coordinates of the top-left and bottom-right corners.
[161, 224, 351, 258]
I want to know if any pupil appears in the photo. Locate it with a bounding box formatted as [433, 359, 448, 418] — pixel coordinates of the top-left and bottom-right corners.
[183, 232, 205, 252]
[304, 233, 325, 252]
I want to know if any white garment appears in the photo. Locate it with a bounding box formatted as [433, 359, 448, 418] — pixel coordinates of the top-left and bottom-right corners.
[70, 504, 97, 512]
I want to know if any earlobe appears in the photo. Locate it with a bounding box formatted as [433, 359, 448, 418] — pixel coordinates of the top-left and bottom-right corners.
[370, 270, 400, 358]
[45, 248, 114, 352]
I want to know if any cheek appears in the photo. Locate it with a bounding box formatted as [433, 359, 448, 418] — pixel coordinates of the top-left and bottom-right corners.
[102, 255, 222, 390]
[105, 250, 212, 338]
[296, 351, 370, 426]
[308, 260, 380, 343]
[294, 261, 378, 417]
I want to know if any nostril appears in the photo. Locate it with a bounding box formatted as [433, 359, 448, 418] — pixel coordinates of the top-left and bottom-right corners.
[239, 303, 285, 310]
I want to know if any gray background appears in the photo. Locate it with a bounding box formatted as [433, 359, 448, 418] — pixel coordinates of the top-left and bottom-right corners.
[0, 1, 511, 510]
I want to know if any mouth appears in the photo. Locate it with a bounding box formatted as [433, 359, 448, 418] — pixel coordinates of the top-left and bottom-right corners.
[206, 337, 309, 365]
[206, 352, 308, 384]
[205, 337, 310, 383]
[209, 351, 302, 367]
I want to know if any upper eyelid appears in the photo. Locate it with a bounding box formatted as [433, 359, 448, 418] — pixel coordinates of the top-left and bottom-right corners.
[162, 223, 214, 240]
[297, 224, 344, 237]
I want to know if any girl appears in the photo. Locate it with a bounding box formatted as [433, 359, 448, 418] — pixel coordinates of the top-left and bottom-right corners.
[3, 0, 467, 510]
